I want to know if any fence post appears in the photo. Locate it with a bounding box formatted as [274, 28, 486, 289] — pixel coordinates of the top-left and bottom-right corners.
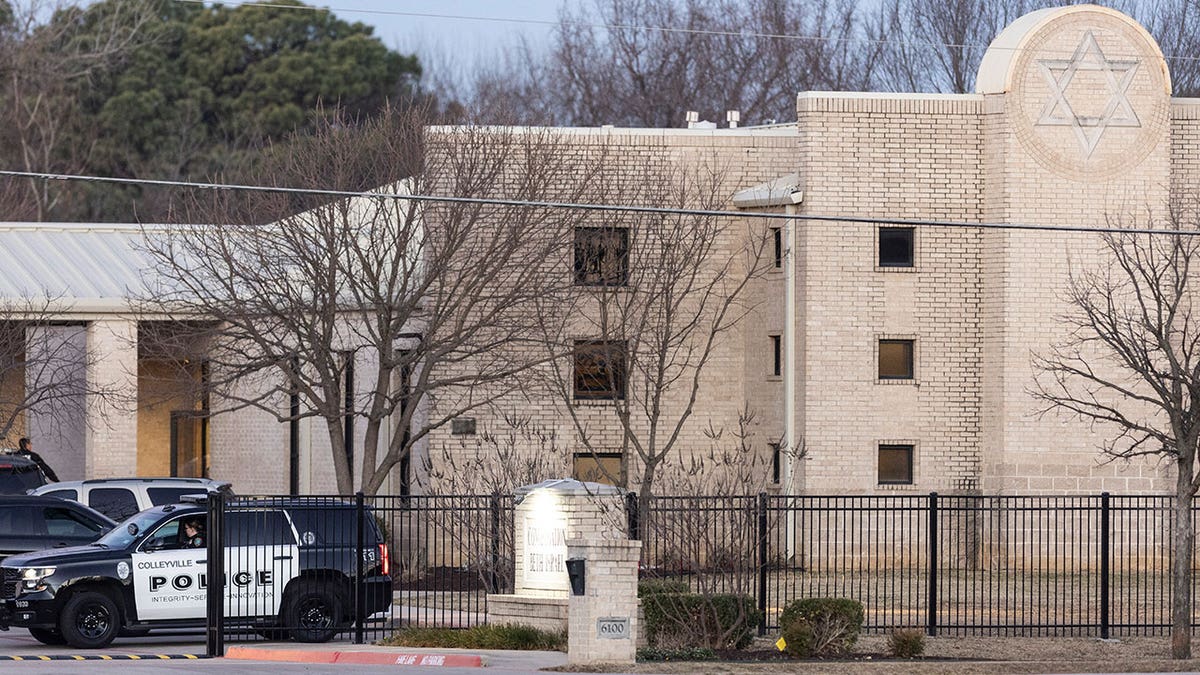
[205, 490, 226, 658]
[1100, 492, 1110, 639]
[757, 492, 769, 636]
[927, 492, 938, 637]
[626, 491, 640, 540]
[489, 492, 502, 593]
[354, 491, 366, 645]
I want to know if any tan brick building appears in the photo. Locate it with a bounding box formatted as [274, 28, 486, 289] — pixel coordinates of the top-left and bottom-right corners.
[428, 3, 1185, 499]
[0, 5, 1190, 499]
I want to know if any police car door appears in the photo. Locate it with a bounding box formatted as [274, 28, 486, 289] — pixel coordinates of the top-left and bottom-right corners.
[131, 515, 207, 621]
[223, 510, 298, 618]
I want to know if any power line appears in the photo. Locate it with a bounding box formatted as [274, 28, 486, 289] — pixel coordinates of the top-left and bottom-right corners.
[0, 169, 1192, 238]
[171, 0, 1200, 66]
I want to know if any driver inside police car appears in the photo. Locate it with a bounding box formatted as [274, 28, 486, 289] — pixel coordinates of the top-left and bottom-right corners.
[182, 517, 206, 548]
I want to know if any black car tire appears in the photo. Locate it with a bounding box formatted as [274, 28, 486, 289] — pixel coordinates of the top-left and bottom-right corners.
[255, 627, 290, 641]
[285, 580, 344, 643]
[28, 627, 67, 646]
[60, 590, 121, 649]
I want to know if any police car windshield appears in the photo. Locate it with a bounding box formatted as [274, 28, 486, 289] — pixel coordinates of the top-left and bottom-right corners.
[95, 509, 175, 550]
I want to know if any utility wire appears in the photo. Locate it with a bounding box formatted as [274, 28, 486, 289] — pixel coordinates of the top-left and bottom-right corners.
[0, 169, 1192, 237]
[171, 0, 1200, 66]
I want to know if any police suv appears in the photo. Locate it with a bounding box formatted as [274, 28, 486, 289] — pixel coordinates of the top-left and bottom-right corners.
[0, 498, 392, 649]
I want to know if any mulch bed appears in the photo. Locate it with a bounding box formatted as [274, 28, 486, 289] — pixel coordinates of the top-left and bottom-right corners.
[395, 566, 489, 591]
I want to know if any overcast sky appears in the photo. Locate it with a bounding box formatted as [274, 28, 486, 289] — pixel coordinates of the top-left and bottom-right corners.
[330, 1, 565, 59]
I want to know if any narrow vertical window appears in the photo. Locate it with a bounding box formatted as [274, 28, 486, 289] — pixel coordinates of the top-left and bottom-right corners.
[771, 442, 781, 484]
[770, 335, 782, 377]
[289, 355, 300, 495]
[342, 351, 355, 472]
[771, 227, 783, 269]
[396, 349, 413, 497]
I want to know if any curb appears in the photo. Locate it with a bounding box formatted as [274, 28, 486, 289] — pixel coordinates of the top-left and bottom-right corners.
[225, 646, 485, 668]
[0, 654, 207, 661]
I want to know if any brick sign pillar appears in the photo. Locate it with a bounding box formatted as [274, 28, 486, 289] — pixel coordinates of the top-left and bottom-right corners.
[566, 538, 641, 666]
[489, 479, 632, 636]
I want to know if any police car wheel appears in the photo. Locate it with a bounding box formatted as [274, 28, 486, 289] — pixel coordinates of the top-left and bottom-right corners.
[255, 627, 289, 641]
[28, 627, 67, 646]
[286, 581, 344, 643]
[61, 591, 120, 649]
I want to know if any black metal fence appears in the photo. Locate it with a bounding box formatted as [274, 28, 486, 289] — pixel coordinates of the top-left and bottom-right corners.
[204, 492, 513, 657]
[200, 489, 1199, 656]
[637, 492, 1196, 637]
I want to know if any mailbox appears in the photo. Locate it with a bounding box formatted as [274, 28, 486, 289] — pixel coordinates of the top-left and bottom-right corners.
[566, 557, 586, 596]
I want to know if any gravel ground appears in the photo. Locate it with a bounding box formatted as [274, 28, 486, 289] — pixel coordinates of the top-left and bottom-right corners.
[551, 636, 1200, 674]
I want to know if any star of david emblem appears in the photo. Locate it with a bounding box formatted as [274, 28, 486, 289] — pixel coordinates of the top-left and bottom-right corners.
[1036, 31, 1141, 158]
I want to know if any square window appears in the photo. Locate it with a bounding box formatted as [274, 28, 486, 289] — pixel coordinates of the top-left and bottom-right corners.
[573, 340, 627, 400]
[573, 452, 623, 486]
[771, 227, 783, 268]
[770, 335, 782, 377]
[879, 227, 914, 267]
[574, 227, 629, 286]
[878, 444, 913, 484]
[879, 339, 914, 380]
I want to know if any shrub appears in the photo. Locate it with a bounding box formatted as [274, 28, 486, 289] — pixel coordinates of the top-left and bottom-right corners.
[638, 579, 690, 596]
[380, 624, 566, 651]
[886, 628, 925, 658]
[778, 598, 863, 658]
[642, 592, 761, 650]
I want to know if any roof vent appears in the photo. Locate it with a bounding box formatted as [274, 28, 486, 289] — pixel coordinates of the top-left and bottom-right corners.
[685, 111, 717, 129]
[726, 110, 740, 128]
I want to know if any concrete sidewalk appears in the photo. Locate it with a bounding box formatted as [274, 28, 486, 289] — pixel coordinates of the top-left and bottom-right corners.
[226, 642, 569, 670]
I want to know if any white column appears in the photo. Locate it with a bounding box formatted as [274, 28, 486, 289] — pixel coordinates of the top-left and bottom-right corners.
[85, 319, 138, 478]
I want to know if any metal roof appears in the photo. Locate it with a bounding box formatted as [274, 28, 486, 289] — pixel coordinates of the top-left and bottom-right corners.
[0, 223, 153, 312]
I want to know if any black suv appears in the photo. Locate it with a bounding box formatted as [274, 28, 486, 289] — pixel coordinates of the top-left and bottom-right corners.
[0, 497, 391, 649]
[0, 456, 48, 495]
[0, 496, 115, 562]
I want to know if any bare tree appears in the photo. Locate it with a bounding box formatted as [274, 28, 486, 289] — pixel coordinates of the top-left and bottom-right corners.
[0, 296, 123, 462]
[432, 0, 877, 127]
[422, 410, 571, 496]
[0, 0, 152, 219]
[1120, 0, 1200, 97]
[138, 104, 595, 495]
[532, 153, 775, 518]
[870, 0, 1053, 93]
[1032, 209, 1200, 659]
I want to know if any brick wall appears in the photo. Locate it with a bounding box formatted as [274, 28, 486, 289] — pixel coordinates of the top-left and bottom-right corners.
[793, 94, 984, 494]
